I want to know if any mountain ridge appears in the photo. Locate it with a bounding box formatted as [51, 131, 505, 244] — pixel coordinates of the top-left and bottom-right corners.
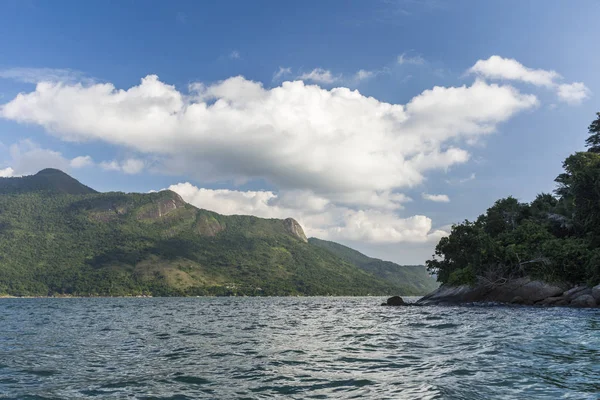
[0, 170, 434, 296]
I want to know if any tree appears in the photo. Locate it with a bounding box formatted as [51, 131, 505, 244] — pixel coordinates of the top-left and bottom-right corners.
[427, 111, 600, 286]
[561, 151, 600, 239]
[585, 112, 600, 153]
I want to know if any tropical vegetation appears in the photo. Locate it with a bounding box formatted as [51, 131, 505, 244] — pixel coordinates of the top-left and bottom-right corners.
[427, 112, 600, 287]
[0, 169, 435, 296]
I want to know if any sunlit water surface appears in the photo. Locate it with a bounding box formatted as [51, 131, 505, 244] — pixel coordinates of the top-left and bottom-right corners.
[1, 297, 599, 399]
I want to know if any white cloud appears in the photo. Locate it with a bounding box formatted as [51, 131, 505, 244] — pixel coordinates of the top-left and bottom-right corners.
[556, 82, 591, 104]
[469, 55, 590, 104]
[273, 67, 292, 81]
[316, 210, 448, 244]
[469, 55, 559, 87]
[353, 69, 375, 81]
[100, 158, 144, 174]
[0, 69, 541, 243]
[397, 53, 426, 65]
[168, 183, 445, 244]
[446, 172, 476, 185]
[70, 155, 94, 168]
[297, 68, 340, 84]
[0, 140, 92, 176]
[422, 193, 450, 202]
[0, 67, 86, 84]
[0, 64, 546, 247]
[0, 74, 537, 205]
[99, 160, 121, 171]
[229, 50, 240, 60]
[8, 140, 71, 175]
[121, 158, 145, 174]
[0, 167, 14, 177]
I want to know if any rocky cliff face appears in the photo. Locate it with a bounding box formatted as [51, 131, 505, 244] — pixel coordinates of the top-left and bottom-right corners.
[136, 191, 186, 220]
[283, 218, 308, 243]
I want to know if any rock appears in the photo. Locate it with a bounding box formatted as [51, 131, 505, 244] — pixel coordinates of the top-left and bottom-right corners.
[510, 296, 525, 304]
[386, 296, 406, 306]
[563, 285, 590, 300]
[487, 278, 567, 303]
[570, 294, 597, 308]
[416, 284, 490, 305]
[592, 284, 600, 302]
[537, 296, 563, 306]
[283, 218, 308, 243]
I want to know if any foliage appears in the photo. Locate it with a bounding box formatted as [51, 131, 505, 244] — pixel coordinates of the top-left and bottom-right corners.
[427, 112, 600, 286]
[308, 238, 439, 295]
[0, 171, 408, 296]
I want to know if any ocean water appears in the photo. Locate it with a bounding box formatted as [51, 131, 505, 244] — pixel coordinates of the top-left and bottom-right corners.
[0, 297, 599, 399]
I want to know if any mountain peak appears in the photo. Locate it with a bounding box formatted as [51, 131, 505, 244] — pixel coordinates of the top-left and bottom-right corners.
[35, 168, 69, 176]
[0, 168, 97, 195]
[35, 168, 72, 177]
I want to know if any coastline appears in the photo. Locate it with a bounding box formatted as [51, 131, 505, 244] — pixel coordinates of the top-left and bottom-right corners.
[413, 277, 600, 308]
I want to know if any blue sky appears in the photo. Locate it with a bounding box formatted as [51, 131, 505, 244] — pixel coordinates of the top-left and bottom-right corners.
[0, 0, 598, 264]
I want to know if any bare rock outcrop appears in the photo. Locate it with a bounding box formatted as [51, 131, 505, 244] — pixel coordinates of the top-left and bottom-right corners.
[283, 218, 308, 243]
[415, 277, 598, 308]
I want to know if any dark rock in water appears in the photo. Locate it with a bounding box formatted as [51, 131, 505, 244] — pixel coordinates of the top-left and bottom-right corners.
[571, 294, 597, 308]
[385, 296, 406, 306]
[416, 277, 569, 306]
[486, 278, 566, 303]
[416, 284, 489, 305]
[537, 296, 563, 306]
[593, 284, 600, 302]
[563, 285, 590, 300]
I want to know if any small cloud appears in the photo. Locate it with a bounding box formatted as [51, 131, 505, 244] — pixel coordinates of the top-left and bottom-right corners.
[70, 155, 94, 168]
[229, 50, 241, 60]
[99, 160, 121, 172]
[0, 67, 88, 84]
[469, 55, 559, 87]
[298, 68, 340, 84]
[422, 193, 450, 202]
[100, 159, 145, 174]
[468, 55, 591, 106]
[446, 173, 476, 185]
[397, 52, 426, 66]
[273, 66, 292, 81]
[556, 82, 590, 105]
[0, 167, 15, 177]
[353, 69, 375, 82]
[121, 159, 145, 174]
[460, 173, 476, 183]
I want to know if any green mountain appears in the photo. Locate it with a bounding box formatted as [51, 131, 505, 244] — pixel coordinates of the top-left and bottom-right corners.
[0, 168, 97, 195]
[308, 238, 438, 294]
[0, 169, 430, 297]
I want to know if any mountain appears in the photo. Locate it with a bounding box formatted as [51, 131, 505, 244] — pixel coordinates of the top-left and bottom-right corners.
[0, 168, 97, 195]
[0, 170, 429, 297]
[308, 238, 438, 294]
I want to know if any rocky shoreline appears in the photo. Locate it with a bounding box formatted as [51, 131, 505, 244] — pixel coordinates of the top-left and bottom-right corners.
[383, 277, 600, 308]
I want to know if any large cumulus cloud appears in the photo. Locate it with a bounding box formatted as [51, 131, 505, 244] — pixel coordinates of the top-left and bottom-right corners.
[0, 63, 541, 243]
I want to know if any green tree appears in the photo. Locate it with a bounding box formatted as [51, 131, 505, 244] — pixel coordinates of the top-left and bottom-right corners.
[585, 112, 600, 153]
[428, 111, 600, 286]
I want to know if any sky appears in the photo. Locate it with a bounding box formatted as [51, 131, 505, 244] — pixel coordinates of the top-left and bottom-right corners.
[0, 0, 598, 264]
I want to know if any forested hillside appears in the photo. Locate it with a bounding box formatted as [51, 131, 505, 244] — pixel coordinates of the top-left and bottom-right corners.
[427, 113, 600, 287]
[0, 169, 428, 296]
[309, 238, 438, 294]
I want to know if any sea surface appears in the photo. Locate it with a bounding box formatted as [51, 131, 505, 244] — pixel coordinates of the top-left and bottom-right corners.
[0, 297, 599, 399]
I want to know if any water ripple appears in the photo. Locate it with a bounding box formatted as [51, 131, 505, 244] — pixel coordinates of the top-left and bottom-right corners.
[0, 297, 599, 399]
